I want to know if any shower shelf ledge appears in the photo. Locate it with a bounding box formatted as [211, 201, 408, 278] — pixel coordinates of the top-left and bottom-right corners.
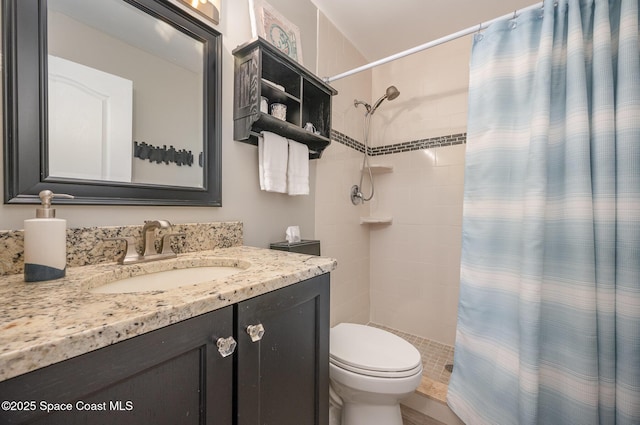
[361, 164, 394, 174]
[360, 216, 393, 225]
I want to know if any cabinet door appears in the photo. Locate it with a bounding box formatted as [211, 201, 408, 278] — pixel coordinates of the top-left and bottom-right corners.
[236, 274, 330, 425]
[234, 47, 259, 121]
[0, 307, 234, 425]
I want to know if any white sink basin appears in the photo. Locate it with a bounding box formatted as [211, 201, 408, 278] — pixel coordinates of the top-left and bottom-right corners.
[91, 265, 246, 294]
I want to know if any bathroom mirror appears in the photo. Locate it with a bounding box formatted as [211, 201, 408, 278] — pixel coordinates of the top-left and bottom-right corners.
[2, 0, 222, 206]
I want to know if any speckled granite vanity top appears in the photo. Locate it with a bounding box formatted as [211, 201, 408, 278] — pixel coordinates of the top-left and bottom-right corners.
[0, 246, 336, 382]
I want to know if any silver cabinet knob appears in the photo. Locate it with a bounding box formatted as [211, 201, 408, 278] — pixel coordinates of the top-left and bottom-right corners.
[246, 323, 265, 342]
[216, 336, 237, 357]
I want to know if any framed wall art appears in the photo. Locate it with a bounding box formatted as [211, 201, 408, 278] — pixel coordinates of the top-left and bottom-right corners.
[249, 0, 303, 65]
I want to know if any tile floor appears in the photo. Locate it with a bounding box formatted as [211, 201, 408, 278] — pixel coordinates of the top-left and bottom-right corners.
[368, 323, 455, 386]
[368, 323, 457, 425]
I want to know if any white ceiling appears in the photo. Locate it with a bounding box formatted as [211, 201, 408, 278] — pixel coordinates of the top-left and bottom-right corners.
[311, 0, 541, 61]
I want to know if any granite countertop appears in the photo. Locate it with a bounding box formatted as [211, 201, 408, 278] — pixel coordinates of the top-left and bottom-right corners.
[0, 246, 337, 382]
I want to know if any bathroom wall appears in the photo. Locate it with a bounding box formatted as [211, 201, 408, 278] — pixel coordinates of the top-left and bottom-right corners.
[315, 12, 372, 326]
[313, 14, 471, 336]
[267, 0, 317, 73]
[0, 0, 318, 249]
[369, 37, 471, 146]
[367, 38, 471, 345]
[48, 10, 203, 187]
[369, 145, 465, 345]
[1, 0, 470, 344]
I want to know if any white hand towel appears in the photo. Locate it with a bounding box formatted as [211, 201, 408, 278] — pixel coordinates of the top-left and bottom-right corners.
[258, 131, 288, 193]
[287, 139, 309, 195]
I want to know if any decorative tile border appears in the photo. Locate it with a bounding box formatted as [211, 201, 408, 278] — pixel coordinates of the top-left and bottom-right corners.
[330, 129, 466, 156]
[369, 133, 467, 156]
[330, 129, 366, 153]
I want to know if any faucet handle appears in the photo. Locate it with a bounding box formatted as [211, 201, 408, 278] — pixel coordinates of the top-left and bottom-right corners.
[104, 237, 140, 264]
[160, 233, 186, 255]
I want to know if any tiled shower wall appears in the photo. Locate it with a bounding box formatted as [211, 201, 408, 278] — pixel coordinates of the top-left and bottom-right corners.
[369, 145, 465, 345]
[329, 131, 466, 346]
[367, 36, 471, 346]
[316, 13, 372, 326]
[316, 12, 471, 345]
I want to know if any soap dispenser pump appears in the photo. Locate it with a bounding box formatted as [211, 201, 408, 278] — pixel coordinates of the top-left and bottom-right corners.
[24, 190, 74, 282]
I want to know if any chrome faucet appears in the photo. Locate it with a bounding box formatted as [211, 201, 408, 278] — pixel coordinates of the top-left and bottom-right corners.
[104, 220, 185, 265]
[142, 220, 173, 257]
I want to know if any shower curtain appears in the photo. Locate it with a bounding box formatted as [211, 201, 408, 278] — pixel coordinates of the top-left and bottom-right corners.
[447, 0, 639, 424]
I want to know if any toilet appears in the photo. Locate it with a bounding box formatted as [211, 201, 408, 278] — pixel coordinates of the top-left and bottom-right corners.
[329, 323, 423, 425]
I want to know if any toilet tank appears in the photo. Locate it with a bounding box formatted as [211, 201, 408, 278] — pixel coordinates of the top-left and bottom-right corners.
[269, 240, 320, 256]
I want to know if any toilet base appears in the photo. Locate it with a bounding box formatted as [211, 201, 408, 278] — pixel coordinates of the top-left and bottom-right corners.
[342, 402, 403, 425]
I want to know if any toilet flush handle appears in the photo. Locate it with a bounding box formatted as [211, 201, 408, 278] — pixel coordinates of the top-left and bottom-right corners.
[246, 323, 265, 342]
[216, 336, 237, 357]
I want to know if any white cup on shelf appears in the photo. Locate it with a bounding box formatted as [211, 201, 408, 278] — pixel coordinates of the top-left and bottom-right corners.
[270, 103, 287, 120]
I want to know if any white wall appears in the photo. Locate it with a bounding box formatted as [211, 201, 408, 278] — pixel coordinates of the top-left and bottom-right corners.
[369, 146, 465, 345]
[0, 0, 317, 249]
[267, 0, 317, 72]
[315, 29, 471, 344]
[370, 37, 470, 146]
[367, 38, 471, 345]
[315, 12, 372, 326]
[48, 10, 203, 187]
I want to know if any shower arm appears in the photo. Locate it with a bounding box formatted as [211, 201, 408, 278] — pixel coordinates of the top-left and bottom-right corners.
[354, 99, 371, 114]
[370, 95, 388, 115]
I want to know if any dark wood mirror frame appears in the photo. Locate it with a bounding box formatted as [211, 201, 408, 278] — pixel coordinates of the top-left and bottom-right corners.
[2, 0, 222, 206]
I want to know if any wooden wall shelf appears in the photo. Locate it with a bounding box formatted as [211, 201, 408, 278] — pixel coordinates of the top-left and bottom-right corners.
[233, 38, 337, 159]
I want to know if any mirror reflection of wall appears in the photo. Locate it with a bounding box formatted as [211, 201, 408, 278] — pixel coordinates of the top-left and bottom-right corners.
[47, 0, 205, 188]
[48, 55, 134, 182]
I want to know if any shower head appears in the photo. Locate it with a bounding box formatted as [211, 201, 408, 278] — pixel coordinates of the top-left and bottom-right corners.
[370, 85, 400, 115]
[385, 85, 400, 101]
[354, 86, 400, 116]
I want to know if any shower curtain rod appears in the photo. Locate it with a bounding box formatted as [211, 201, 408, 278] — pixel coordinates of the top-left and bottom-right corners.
[324, 1, 544, 83]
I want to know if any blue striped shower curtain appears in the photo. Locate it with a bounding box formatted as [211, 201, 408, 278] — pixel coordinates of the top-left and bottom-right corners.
[447, 0, 639, 424]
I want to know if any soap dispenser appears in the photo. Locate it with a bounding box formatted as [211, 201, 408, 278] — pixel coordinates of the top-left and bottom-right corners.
[24, 190, 74, 282]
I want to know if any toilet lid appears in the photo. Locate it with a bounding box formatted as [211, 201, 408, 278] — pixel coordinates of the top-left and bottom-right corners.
[330, 323, 422, 378]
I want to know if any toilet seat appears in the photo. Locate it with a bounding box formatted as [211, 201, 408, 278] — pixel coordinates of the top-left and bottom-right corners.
[330, 323, 422, 378]
[330, 356, 422, 378]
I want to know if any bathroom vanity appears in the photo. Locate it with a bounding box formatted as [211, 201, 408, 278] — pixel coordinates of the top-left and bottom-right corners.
[0, 246, 335, 425]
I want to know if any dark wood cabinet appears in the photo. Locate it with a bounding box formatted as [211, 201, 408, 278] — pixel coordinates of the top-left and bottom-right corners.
[0, 274, 330, 425]
[237, 273, 329, 425]
[233, 38, 337, 159]
[0, 305, 234, 425]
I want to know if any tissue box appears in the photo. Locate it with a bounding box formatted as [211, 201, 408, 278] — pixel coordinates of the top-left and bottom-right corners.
[269, 240, 320, 256]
